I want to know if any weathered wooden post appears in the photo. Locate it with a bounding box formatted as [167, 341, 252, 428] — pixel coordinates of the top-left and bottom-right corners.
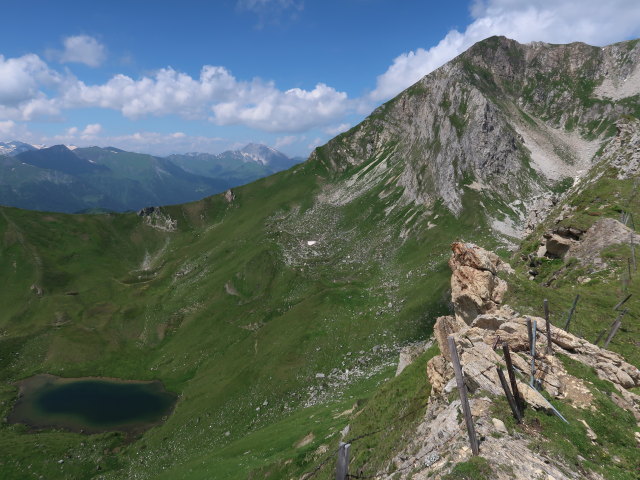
[496, 367, 522, 423]
[502, 345, 522, 411]
[604, 309, 628, 348]
[613, 294, 632, 311]
[544, 299, 553, 355]
[564, 294, 580, 332]
[448, 335, 479, 456]
[335, 442, 350, 480]
[631, 230, 637, 272]
[530, 320, 537, 388]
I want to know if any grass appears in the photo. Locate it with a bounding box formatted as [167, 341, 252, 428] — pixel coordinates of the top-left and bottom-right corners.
[442, 456, 492, 480]
[1, 37, 639, 480]
[492, 355, 640, 480]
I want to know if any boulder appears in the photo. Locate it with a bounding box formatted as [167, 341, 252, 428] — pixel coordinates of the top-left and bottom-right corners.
[449, 242, 512, 324]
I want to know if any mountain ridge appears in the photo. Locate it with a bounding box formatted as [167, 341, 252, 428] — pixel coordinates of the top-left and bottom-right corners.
[0, 142, 301, 213]
[0, 35, 638, 480]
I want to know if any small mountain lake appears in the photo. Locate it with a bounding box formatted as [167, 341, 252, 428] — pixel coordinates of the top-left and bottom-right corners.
[8, 374, 177, 434]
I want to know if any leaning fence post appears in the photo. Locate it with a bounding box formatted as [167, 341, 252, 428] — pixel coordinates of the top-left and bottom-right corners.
[448, 335, 479, 456]
[544, 299, 553, 355]
[335, 442, 350, 480]
[564, 294, 580, 332]
[613, 294, 632, 311]
[502, 345, 522, 411]
[603, 309, 627, 348]
[496, 367, 522, 423]
[529, 320, 537, 389]
[631, 231, 637, 272]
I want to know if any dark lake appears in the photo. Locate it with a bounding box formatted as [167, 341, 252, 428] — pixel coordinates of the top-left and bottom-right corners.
[8, 374, 177, 434]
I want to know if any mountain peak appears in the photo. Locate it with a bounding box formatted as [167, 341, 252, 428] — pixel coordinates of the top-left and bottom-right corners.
[238, 143, 291, 166]
[0, 140, 40, 156]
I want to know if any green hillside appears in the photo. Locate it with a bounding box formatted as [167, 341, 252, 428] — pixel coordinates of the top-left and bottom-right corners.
[1, 36, 639, 479]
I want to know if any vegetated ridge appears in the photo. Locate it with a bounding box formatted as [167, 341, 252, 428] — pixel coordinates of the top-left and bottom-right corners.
[0, 35, 638, 479]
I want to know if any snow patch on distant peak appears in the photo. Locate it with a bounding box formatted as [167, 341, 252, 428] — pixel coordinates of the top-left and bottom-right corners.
[0, 140, 40, 156]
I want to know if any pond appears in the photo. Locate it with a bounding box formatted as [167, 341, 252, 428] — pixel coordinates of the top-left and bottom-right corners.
[8, 374, 177, 434]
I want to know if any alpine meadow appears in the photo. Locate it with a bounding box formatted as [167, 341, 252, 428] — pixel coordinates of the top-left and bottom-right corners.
[1, 17, 640, 480]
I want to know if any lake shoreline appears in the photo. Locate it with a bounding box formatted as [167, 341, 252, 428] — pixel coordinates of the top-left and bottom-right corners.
[8, 374, 178, 436]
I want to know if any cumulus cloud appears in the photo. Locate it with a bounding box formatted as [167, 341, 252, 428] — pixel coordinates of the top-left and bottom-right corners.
[323, 123, 351, 136]
[59, 35, 107, 67]
[0, 51, 349, 132]
[212, 83, 348, 132]
[82, 123, 102, 137]
[0, 54, 63, 120]
[274, 135, 299, 148]
[0, 120, 17, 136]
[371, 0, 640, 101]
[56, 66, 349, 132]
[62, 66, 237, 119]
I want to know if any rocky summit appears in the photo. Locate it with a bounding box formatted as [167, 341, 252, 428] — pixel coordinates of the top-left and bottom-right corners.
[0, 36, 639, 480]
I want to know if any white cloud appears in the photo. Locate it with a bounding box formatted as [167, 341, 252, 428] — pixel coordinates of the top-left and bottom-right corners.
[82, 123, 102, 136]
[0, 54, 54, 106]
[307, 137, 322, 150]
[0, 52, 349, 132]
[57, 66, 348, 132]
[0, 120, 16, 136]
[323, 123, 351, 136]
[0, 54, 62, 121]
[212, 83, 348, 132]
[62, 65, 237, 119]
[59, 35, 107, 67]
[274, 135, 301, 148]
[371, 0, 640, 101]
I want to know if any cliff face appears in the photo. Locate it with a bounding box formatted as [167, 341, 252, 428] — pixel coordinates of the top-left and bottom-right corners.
[311, 37, 640, 237]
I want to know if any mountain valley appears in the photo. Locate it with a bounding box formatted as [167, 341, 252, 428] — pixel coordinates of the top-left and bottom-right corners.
[0, 36, 639, 479]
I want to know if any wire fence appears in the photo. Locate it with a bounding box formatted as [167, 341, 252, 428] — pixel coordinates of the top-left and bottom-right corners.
[300, 399, 431, 479]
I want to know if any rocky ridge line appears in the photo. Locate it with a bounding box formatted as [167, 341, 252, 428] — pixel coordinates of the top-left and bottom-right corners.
[387, 242, 640, 479]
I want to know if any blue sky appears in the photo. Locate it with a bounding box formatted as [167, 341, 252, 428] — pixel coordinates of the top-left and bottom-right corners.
[1, 0, 640, 157]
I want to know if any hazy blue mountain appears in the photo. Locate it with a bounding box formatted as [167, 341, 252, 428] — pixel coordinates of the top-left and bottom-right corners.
[0, 140, 40, 156]
[169, 143, 302, 185]
[0, 143, 302, 213]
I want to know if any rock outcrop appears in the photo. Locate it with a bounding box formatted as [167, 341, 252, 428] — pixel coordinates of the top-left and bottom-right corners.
[536, 218, 640, 269]
[391, 242, 640, 479]
[449, 242, 514, 324]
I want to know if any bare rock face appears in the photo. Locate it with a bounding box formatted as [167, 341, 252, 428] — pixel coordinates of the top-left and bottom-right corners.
[449, 242, 513, 324]
[140, 207, 177, 232]
[566, 217, 640, 267]
[599, 118, 640, 180]
[223, 189, 235, 203]
[543, 232, 574, 258]
[395, 340, 431, 376]
[432, 315, 466, 359]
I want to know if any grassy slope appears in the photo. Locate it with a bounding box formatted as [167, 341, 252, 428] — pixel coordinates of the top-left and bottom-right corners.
[504, 158, 640, 369]
[0, 150, 497, 479]
[1, 38, 639, 480]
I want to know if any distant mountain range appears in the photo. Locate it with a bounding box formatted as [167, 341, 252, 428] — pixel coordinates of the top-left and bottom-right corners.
[0, 142, 303, 213]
